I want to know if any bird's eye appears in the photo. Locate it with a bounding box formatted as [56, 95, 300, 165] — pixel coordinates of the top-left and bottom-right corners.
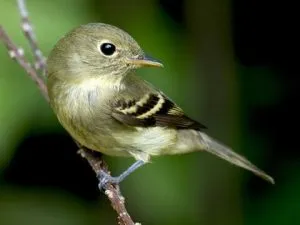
[100, 43, 116, 56]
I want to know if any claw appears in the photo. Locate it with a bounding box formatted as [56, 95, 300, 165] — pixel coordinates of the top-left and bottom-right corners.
[97, 160, 146, 190]
[97, 170, 120, 190]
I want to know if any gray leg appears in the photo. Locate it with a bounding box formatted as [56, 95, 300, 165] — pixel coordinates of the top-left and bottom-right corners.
[98, 160, 145, 190]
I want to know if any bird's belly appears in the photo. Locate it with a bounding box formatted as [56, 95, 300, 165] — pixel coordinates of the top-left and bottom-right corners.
[58, 112, 133, 157]
[62, 114, 177, 161]
[52, 101, 129, 157]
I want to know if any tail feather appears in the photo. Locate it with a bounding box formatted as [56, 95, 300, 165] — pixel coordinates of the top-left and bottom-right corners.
[200, 132, 274, 184]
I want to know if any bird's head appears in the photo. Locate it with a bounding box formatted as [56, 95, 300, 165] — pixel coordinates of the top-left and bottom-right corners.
[47, 23, 163, 82]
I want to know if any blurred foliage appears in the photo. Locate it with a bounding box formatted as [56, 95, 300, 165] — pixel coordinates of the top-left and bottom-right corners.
[0, 0, 299, 225]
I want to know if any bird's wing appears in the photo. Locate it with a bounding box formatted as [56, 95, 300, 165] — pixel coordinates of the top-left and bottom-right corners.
[112, 91, 206, 130]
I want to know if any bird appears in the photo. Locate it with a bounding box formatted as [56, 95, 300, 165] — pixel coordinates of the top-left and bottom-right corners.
[46, 23, 274, 188]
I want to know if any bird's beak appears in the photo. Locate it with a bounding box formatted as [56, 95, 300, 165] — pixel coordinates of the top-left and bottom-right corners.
[127, 54, 164, 68]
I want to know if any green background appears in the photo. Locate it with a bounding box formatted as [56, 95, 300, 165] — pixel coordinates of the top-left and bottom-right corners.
[0, 0, 298, 225]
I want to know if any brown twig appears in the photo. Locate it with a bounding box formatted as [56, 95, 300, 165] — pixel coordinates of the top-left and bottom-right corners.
[17, 0, 46, 72]
[78, 149, 136, 225]
[0, 1, 137, 225]
[0, 25, 48, 101]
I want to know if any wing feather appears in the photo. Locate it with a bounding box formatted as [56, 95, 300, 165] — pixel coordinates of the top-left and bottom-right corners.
[112, 93, 206, 130]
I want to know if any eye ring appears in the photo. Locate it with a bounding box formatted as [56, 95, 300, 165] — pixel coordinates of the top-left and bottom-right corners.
[100, 42, 116, 56]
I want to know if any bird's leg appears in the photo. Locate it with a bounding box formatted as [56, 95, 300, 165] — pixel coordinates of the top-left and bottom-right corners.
[98, 160, 145, 190]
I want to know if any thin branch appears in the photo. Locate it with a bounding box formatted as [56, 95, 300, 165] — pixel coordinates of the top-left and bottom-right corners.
[0, 26, 48, 101]
[78, 149, 136, 225]
[17, 0, 46, 72]
[0, 1, 138, 224]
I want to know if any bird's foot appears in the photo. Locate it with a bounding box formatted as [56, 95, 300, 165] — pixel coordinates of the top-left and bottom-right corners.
[98, 171, 122, 190]
[97, 160, 145, 190]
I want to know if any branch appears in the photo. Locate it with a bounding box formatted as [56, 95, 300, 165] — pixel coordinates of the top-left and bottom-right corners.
[17, 0, 46, 72]
[0, 1, 138, 225]
[0, 26, 48, 101]
[78, 149, 136, 225]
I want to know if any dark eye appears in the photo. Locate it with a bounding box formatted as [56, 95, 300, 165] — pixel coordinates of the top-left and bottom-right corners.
[100, 43, 116, 56]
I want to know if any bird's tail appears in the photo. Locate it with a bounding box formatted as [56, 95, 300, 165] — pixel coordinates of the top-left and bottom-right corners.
[200, 132, 274, 184]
